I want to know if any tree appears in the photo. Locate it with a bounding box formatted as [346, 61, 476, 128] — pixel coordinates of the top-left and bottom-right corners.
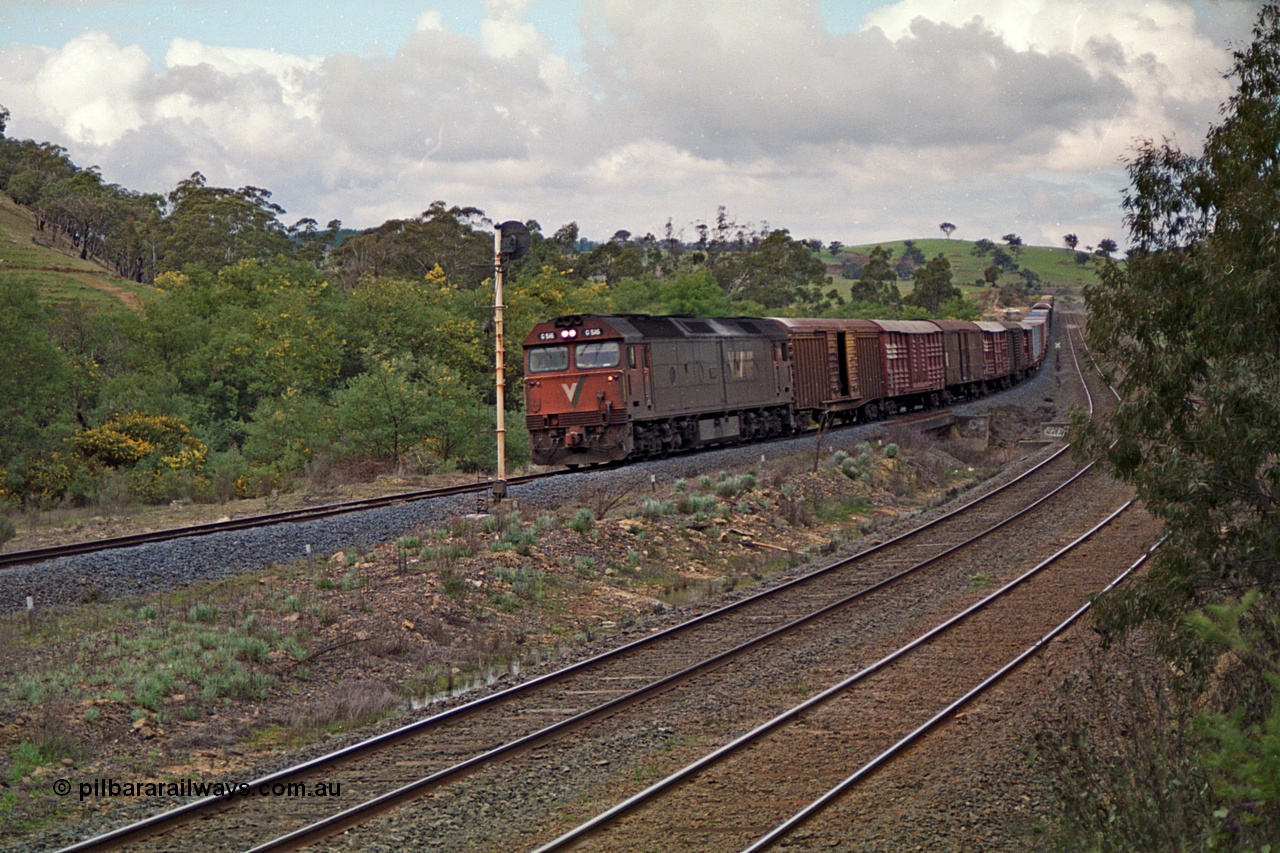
[331, 352, 490, 469]
[901, 240, 926, 267]
[1065, 9, 1280, 844]
[0, 281, 73, 468]
[983, 264, 1002, 286]
[1081, 3, 1280, 623]
[1063, 232, 1079, 250]
[329, 201, 491, 290]
[1002, 232, 1024, 261]
[848, 245, 902, 307]
[939, 222, 957, 239]
[712, 229, 828, 310]
[158, 173, 293, 274]
[658, 269, 736, 316]
[1095, 237, 1119, 257]
[907, 254, 960, 313]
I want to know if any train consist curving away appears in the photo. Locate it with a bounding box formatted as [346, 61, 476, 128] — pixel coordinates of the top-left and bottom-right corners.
[523, 297, 1053, 467]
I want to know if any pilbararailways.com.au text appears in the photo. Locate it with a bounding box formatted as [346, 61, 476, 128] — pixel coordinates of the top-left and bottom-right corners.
[56, 777, 342, 802]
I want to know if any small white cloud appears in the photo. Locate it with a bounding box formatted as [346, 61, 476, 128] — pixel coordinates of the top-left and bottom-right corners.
[32, 32, 151, 145]
[415, 10, 444, 32]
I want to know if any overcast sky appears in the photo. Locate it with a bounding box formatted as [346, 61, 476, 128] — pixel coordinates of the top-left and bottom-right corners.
[0, 0, 1259, 248]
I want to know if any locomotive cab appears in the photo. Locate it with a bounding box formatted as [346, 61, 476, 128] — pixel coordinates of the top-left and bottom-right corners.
[524, 317, 631, 466]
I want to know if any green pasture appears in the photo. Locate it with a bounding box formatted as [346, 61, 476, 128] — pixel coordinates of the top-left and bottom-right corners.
[825, 237, 1106, 297]
[0, 194, 151, 309]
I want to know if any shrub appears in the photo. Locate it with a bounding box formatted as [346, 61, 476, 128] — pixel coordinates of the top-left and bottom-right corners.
[639, 498, 674, 519]
[187, 603, 219, 624]
[676, 492, 718, 515]
[568, 508, 595, 534]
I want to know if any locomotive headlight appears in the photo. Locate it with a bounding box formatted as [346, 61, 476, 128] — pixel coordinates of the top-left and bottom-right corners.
[560, 329, 577, 339]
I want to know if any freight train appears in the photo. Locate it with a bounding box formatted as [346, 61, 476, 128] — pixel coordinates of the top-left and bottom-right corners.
[523, 299, 1052, 467]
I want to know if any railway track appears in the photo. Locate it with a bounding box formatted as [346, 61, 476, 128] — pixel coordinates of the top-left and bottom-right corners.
[533, 503, 1159, 852]
[58, 445, 1104, 852]
[0, 476, 542, 569]
[58, 320, 1113, 853]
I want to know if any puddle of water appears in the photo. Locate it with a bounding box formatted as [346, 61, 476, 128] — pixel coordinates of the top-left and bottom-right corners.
[660, 577, 728, 608]
[408, 660, 518, 710]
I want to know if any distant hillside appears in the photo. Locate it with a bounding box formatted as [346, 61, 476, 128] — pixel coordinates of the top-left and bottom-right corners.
[0, 192, 152, 309]
[825, 237, 1106, 298]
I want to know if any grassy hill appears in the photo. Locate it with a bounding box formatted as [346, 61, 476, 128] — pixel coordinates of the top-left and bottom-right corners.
[824, 237, 1104, 302]
[0, 193, 152, 309]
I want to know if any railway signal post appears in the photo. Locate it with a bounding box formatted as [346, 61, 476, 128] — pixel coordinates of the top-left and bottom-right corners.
[492, 220, 530, 501]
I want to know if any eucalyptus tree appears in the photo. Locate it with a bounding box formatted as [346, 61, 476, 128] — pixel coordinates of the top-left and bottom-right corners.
[906, 253, 960, 313]
[1080, 4, 1280, 625]
[157, 173, 293, 274]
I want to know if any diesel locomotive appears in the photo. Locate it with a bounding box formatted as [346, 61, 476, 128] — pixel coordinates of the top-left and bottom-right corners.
[523, 303, 1051, 467]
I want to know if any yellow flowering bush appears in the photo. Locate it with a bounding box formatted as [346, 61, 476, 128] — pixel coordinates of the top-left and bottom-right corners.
[20, 452, 82, 506]
[57, 412, 212, 504]
[72, 412, 207, 474]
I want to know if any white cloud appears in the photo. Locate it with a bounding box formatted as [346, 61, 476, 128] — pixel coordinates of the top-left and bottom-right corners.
[864, 0, 1230, 148]
[0, 1, 1255, 246]
[31, 32, 151, 145]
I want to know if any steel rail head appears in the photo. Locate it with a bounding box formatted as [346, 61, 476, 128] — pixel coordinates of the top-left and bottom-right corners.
[532, 498, 1139, 853]
[741, 528, 1165, 853]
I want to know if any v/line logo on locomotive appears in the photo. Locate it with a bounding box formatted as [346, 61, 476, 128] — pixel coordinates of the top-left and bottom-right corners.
[522, 302, 1053, 467]
[561, 380, 583, 406]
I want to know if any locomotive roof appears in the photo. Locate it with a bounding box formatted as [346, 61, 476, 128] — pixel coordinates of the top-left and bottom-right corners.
[767, 317, 879, 333]
[532, 314, 786, 343]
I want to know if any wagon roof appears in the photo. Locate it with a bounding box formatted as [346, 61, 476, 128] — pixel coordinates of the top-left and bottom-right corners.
[974, 321, 1011, 333]
[929, 320, 982, 332]
[866, 319, 940, 334]
[767, 317, 880, 333]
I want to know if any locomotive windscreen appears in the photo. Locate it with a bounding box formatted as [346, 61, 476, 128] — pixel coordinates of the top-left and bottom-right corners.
[528, 345, 569, 373]
[575, 341, 621, 369]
